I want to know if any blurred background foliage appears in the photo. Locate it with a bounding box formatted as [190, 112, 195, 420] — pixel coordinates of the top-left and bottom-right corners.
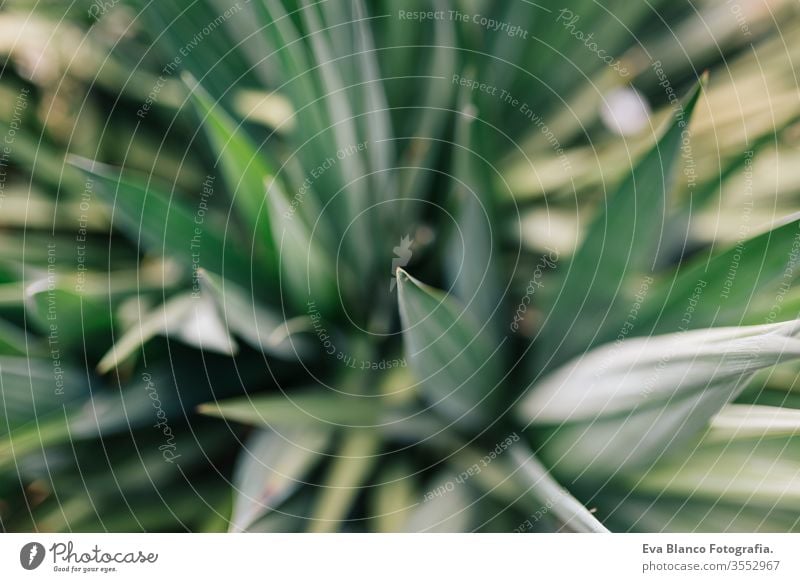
[1, 0, 799, 532]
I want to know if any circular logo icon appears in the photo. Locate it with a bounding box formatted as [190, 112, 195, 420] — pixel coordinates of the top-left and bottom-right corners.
[20, 542, 45, 570]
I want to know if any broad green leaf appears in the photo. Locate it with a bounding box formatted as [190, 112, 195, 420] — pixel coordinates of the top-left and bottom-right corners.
[297, 0, 365, 194]
[352, 0, 394, 199]
[397, 0, 456, 204]
[230, 427, 330, 532]
[259, 0, 324, 128]
[298, 0, 373, 280]
[637, 216, 800, 334]
[183, 72, 278, 275]
[396, 269, 503, 430]
[265, 178, 339, 313]
[307, 428, 379, 532]
[69, 157, 251, 285]
[446, 83, 502, 336]
[482, 0, 540, 94]
[0, 319, 39, 356]
[193, 69, 338, 315]
[207, 0, 280, 88]
[351, 0, 398, 286]
[258, 0, 352, 215]
[541, 78, 705, 368]
[0, 356, 87, 435]
[0, 357, 89, 466]
[131, 0, 251, 100]
[0, 416, 74, 471]
[317, 2, 356, 86]
[521, 319, 800, 479]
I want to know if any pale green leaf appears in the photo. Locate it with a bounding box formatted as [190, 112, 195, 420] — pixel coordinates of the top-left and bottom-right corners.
[508, 444, 609, 533]
[522, 319, 800, 478]
[396, 268, 504, 430]
[230, 427, 330, 532]
[632, 435, 800, 512]
[405, 471, 474, 533]
[308, 428, 379, 532]
[708, 404, 800, 441]
[199, 269, 312, 359]
[97, 292, 237, 374]
[198, 389, 379, 428]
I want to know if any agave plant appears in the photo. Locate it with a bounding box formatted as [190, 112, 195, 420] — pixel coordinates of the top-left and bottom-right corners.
[1, 0, 800, 533]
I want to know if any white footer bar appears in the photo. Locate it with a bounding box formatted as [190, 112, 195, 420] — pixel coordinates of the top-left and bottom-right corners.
[1, 534, 797, 581]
